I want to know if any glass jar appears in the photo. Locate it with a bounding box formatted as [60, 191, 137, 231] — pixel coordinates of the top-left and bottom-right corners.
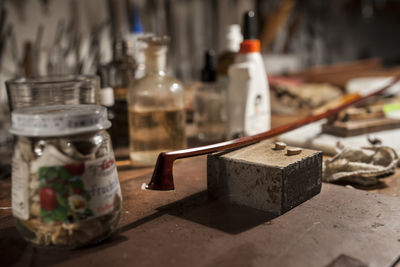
[5, 75, 100, 111]
[10, 105, 122, 249]
[127, 36, 186, 166]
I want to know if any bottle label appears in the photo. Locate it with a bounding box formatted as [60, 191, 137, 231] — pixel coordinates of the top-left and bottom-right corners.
[13, 154, 122, 223]
[246, 110, 269, 135]
[245, 92, 270, 135]
[11, 158, 30, 220]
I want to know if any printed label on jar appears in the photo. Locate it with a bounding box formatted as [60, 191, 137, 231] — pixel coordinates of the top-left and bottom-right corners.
[12, 158, 30, 220]
[38, 154, 122, 224]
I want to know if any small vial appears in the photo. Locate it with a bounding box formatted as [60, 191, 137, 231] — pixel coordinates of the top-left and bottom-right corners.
[287, 147, 302, 156]
[194, 50, 226, 143]
[274, 142, 286, 150]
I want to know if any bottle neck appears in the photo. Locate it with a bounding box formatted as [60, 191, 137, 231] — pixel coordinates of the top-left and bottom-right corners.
[145, 47, 167, 74]
[113, 39, 126, 61]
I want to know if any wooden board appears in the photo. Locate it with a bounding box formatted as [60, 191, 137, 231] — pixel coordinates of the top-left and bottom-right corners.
[322, 117, 400, 137]
[291, 58, 400, 87]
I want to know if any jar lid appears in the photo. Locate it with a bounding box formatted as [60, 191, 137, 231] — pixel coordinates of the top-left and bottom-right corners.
[10, 105, 111, 137]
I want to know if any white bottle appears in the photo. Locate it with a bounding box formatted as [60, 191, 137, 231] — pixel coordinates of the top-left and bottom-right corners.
[227, 10, 270, 138]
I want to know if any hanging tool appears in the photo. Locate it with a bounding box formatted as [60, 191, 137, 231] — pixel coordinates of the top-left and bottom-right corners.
[0, 8, 7, 72]
[32, 24, 44, 76]
[22, 41, 33, 77]
[7, 25, 21, 76]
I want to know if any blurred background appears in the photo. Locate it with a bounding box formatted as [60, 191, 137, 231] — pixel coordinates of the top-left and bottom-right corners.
[2, 0, 400, 152]
[2, 0, 400, 83]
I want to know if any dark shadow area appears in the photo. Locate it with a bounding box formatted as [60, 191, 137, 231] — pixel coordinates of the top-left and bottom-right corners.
[30, 233, 129, 267]
[115, 165, 134, 172]
[390, 254, 400, 267]
[325, 254, 367, 267]
[119, 190, 278, 235]
[167, 200, 278, 234]
[328, 180, 389, 190]
[116, 164, 149, 172]
[0, 191, 278, 266]
[118, 211, 165, 234]
[0, 163, 11, 180]
[157, 191, 278, 234]
[114, 154, 130, 161]
[113, 147, 130, 161]
[0, 216, 129, 266]
[0, 226, 28, 267]
[116, 191, 211, 235]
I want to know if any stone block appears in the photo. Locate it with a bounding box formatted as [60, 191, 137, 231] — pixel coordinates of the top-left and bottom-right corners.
[207, 141, 322, 215]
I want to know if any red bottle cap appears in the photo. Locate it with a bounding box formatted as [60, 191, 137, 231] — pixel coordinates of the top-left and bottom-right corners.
[239, 39, 260, 53]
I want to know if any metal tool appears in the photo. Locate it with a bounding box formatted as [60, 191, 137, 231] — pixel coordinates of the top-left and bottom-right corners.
[8, 25, 21, 76]
[0, 7, 7, 72]
[32, 24, 44, 76]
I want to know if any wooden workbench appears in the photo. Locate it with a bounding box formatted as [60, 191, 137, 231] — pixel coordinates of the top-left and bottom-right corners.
[1, 152, 400, 267]
[2, 111, 400, 266]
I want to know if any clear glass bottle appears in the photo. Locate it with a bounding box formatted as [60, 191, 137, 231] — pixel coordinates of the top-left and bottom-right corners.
[195, 50, 226, 143]
[10, 105, 122, 249]
[128, 36, 186, 167]
[98, 38, 137, 148]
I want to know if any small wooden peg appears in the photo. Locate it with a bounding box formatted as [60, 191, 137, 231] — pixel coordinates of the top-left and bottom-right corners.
[287, 147, 302, 156]
[274, 142, 286, 150]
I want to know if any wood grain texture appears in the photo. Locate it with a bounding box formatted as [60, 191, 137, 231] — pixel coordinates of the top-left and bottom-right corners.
[1, 156, 400, 267]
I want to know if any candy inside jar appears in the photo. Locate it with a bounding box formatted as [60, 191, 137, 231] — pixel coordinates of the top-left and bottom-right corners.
[10, 105, 122, 249]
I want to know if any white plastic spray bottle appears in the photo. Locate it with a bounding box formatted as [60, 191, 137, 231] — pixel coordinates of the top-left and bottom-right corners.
[227, 10, 271, 138]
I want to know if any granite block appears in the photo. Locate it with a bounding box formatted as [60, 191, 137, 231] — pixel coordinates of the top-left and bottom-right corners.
[207, 141, 322, 215]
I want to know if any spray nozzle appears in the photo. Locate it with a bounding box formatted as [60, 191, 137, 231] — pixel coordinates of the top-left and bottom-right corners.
[243, 10, 258, 40]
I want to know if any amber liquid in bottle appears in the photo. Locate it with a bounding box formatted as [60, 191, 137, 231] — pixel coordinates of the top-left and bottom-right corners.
[98, 39, 136, 148]
[129, 107, 186, 166]
[128, 36, 186, 166]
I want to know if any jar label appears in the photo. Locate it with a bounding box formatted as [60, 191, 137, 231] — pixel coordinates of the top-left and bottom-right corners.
[11, 158, 30, 220]
[37, 154, 121, 223]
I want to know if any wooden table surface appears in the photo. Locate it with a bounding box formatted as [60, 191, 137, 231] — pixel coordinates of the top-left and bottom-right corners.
[1, 114, 400, 266]
[1, 155, 400, 267]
